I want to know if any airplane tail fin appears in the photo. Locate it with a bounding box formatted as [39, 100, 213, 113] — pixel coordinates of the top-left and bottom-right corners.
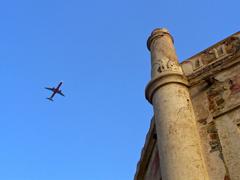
[47, 97, 54, 101]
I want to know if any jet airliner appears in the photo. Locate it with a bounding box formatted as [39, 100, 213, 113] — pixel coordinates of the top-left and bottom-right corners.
[45, 82, 65, 101]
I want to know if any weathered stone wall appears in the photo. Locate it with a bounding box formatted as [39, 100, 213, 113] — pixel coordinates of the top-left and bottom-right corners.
[189, 60, 240, 180]
[134, 119, 160, 180]
[135, 30, 240, 180]
[144, 145, 161, 180]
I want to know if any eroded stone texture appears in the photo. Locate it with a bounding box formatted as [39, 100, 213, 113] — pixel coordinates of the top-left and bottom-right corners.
[187, 34, 240, 180]
[144, 146, 161, 180]
[147, 28, 182, 79]
[145, 28, 208, 180]
[135, 29, 240, 180]
[215, 110, 240, 180]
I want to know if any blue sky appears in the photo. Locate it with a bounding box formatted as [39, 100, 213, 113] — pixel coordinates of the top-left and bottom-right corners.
[0, 0, 239, 179]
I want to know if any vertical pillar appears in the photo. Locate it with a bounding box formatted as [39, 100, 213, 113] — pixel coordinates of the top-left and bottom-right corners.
[145, 28, 208, 180]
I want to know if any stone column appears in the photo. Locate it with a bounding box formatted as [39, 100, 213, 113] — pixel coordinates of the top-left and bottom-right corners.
[145, 28, 208, 180]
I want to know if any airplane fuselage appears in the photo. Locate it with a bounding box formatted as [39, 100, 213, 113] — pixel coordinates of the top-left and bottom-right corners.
[45, 82, 64, 101]
[56, 82, 63, 90]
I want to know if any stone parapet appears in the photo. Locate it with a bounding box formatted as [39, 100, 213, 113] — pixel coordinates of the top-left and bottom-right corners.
[181, 32, 240, 79]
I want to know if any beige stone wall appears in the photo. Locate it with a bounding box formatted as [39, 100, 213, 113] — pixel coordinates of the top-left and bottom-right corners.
[189, 60, 240, 180]
[216, 109, 240, 180]
[144, 145, 161, 180]
[134, 119, 160, 180]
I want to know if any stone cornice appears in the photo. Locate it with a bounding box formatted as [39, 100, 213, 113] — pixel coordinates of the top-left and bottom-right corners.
[213, 103, 240, 119]
[181, 31, 240, 86]
[134, 118, 156, 180]
[190, 53, 240, 86]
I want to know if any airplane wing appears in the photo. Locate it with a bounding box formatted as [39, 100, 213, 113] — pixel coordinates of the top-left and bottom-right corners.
[45, 87, 55, 92]
[57, 91, 65, 96]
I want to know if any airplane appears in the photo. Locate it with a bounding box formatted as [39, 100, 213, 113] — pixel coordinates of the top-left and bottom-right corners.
[45, 82, 65, 101]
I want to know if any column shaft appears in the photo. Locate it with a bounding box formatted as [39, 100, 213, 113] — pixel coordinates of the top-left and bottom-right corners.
[146, 28, 208, 180]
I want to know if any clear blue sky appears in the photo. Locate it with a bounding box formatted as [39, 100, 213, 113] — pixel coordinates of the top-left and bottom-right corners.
[0, 0, 239, 179]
